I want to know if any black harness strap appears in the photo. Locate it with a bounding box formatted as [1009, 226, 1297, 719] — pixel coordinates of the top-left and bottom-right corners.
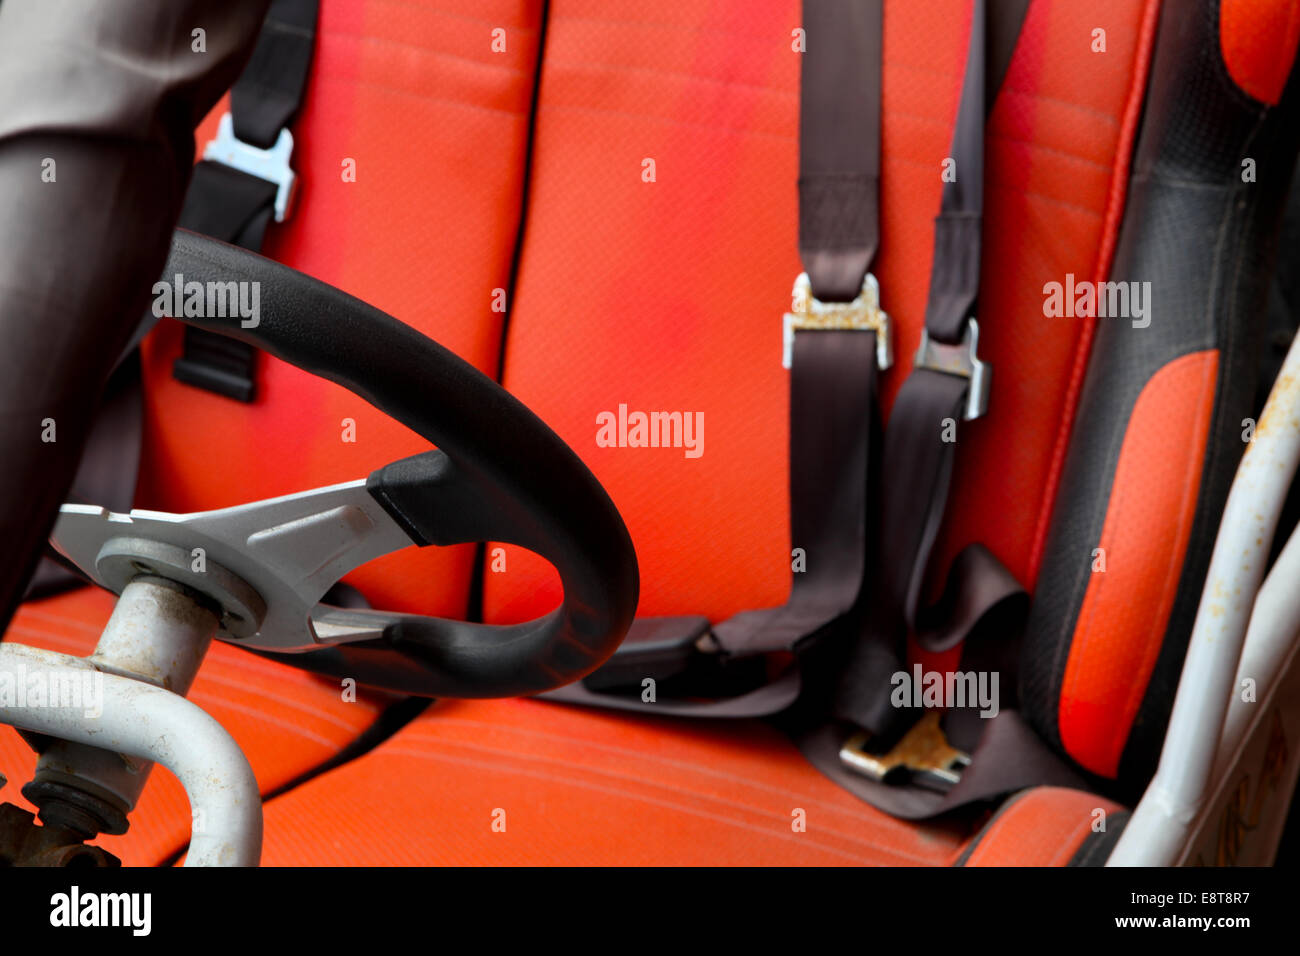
[834, 0, 1017, 741]
[800, 0, 1084, 818]
[712, 313, 880, 658]
[231, 0, 319, 151]
[796, 0, 881, 303]
[713, 0, 883, 657]
[173, 0, 319, 402]
[706, 0, 885, 663]
[169, 164, 279, 400]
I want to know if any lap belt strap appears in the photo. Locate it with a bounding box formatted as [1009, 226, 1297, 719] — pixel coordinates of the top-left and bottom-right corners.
[173, 0, 318, 402]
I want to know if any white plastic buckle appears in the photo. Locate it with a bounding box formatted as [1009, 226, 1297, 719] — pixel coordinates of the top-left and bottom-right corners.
[203, 113, 297, 223]
[782, 272, 893, 370]
[913, 318, 991, 421]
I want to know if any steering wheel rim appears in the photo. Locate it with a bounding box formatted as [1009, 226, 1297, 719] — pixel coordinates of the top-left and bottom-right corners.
[60, 229, 639, 699]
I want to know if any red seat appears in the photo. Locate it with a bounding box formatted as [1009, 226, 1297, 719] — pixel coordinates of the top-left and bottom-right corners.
[4, 0, 1298, 866]
[244, 0, 1160, 866]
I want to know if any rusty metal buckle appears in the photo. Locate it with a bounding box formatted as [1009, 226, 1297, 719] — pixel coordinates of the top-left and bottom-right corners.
[839, 711, 971, 790]
[782, 272, 893, 370]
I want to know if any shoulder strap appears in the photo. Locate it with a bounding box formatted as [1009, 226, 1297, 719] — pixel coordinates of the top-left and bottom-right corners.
[712, 0, 887, 659]
[797, 0, 882, 303]
[173, 0, 319, 402]
[709, 0, 888, 659]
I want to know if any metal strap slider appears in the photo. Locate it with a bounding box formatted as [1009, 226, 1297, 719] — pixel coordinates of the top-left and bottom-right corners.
[783, 272, 893, 370]
[913, 318, 991, 421]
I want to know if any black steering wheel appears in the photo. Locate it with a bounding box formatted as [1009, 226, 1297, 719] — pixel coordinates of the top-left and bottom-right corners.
[53, 229, 639, 699]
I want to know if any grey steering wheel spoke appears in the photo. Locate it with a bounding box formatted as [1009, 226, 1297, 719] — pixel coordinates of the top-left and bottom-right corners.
[51, 480, 412, 652]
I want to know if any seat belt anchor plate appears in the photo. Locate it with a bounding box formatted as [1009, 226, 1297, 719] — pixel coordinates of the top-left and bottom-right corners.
[203, 112, 298, 223]
[782, 272, 892, 371]
[913, 318, 991, 421]
[838, 711, 972, 790]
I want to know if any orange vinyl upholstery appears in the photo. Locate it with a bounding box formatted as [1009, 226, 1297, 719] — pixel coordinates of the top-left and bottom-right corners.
[1058, 351, 1219, 777]
[957, 787, 1125, 867]
[1220, 0, 1300, 104]
[254, 709, 1124, 866]
[256, 697, 976, 866]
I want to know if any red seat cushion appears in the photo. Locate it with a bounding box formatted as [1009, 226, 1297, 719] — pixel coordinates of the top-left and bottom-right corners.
[258, 699, 975, 865]
[958, 786, 1125, 866]
[254, 701, 1124, 866]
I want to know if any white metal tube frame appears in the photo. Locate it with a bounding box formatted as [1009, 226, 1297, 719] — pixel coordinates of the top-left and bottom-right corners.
[0, 642, 261, 866]
[1110, 327, 1300, 865]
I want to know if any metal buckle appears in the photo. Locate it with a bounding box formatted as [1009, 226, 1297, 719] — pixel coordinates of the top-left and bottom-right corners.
[203, 112, 297, 223]
[913, 318, 991, 421]
[839, 711, 971, 790]
[783, 272, 893, 370]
